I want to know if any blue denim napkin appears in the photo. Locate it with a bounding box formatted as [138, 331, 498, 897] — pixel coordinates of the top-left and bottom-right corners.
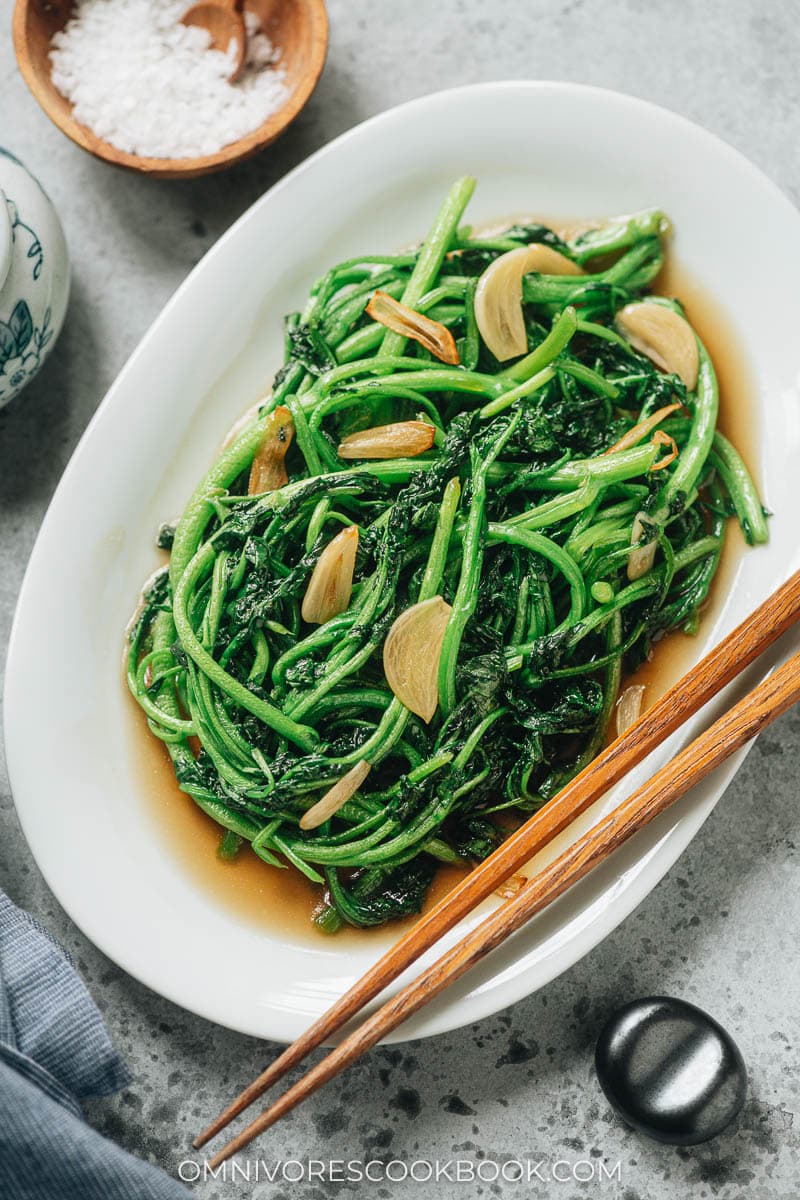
[0, 891, 189, 1199]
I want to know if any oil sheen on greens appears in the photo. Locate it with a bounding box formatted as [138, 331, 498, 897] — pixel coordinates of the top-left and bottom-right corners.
[127, 178, 767, 933]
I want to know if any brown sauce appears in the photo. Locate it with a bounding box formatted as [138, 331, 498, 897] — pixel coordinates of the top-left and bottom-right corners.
[127, 685, 469, 944]
[126, 239, 759, 942]
[626, 254, 757, 705]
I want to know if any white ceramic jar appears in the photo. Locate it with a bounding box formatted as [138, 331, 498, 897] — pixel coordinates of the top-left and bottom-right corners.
[0, 148, 70, 410]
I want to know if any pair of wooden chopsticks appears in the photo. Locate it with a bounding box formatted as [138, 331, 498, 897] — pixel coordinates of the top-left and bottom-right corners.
[195, 568, 800, 1166]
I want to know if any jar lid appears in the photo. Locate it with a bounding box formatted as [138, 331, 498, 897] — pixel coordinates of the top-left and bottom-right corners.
[0, 190, 11, 294]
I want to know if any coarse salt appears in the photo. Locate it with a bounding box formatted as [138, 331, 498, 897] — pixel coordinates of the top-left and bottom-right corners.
[49, 0, 290, 160]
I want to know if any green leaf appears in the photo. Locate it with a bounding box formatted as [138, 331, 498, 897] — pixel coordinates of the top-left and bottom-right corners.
[10, 300, 33, 354]
[0, 322, 15, 365]
[287, 324, 337, 375]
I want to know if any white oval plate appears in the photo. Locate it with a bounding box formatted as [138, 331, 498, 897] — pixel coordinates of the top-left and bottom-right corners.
[6, 83, 800, 1044]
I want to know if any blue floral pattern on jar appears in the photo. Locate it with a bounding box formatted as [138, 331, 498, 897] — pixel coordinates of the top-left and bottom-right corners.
[0, 148, 70, 409]
[0, 300, 53, 404]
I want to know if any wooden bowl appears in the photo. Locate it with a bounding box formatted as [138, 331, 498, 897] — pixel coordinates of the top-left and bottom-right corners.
[13, 0, 328, 179]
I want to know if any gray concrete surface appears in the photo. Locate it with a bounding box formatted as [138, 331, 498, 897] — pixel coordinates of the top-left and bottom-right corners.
[1, 2, 799, 1197]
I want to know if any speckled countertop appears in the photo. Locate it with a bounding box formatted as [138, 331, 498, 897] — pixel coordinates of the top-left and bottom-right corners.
[1, 2, 799, 1197]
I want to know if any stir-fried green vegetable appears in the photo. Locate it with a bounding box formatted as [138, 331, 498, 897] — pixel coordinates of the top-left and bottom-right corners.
[127, 178, 767, 933]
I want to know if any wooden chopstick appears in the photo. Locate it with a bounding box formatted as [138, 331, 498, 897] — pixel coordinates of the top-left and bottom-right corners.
[207, 639, 800, 1166]
[195, 568, 800, 1153]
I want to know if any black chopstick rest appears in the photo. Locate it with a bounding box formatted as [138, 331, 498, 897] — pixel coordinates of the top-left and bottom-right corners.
[595, 995, 747, 1145]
